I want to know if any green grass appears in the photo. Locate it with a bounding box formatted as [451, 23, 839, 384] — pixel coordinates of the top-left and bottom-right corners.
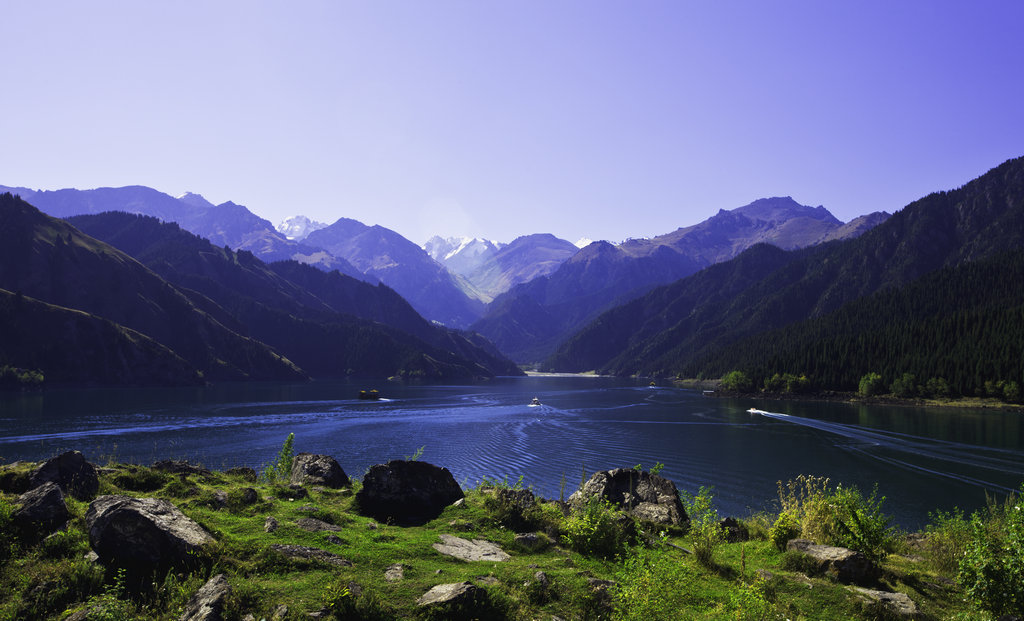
[0, 460, 1005, 620]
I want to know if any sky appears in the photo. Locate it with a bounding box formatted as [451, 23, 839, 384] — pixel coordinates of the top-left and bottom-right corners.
[2, 2, 1023, 245]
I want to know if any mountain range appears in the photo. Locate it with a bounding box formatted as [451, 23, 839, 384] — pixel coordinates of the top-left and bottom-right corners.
[472, 197, 889, 362]
[546, 156, 1024, 396]
[0, 194, 522, 385]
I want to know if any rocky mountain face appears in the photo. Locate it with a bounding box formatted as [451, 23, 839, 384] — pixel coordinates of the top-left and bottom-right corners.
[0, 193, 305, 383]
[67, 212, 522, 379]
[546, 156, 1024, 378]
[305, 219, 485, 328]
[472, 198, 883, 362]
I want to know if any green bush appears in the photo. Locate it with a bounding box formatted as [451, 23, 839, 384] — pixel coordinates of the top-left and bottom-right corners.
[958, 488, 1024, 618]
[261, 433, 295, 483]
[682, 486, 725, 567]
[776, 475, 897, 563]
[769, 511, 800, 552]
[924, 508, 973, 574]
[613, 544, 697, 620]
[562, 496, 636, 559]
[720, 370, 753, 392]
[858, 372, 885, 397]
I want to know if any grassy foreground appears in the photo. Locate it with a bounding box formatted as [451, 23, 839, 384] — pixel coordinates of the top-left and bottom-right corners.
[0, 456, 1014, 620]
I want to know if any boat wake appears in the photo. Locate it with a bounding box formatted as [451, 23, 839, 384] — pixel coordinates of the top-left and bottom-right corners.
[757, 409, 1024, 493]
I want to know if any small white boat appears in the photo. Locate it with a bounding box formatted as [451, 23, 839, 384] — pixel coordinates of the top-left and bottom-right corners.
[528, 397, 542, 407]
[747, 407, 767, 415]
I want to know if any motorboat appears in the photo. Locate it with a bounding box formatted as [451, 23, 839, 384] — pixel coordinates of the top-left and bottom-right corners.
[359, 389, 381, 400]
[528, 397, 542, 407]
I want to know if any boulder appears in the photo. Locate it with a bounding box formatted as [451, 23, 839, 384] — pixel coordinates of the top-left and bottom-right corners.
[433, 534, 510, 562]
[356, 460, 463, 525]
[264, 516, 279, 533]
[384, 563, 405, 582]
[416, 581, 485, 608]
[179, 574, 231, 621]
[86, 495, 215, 571]
[268, 544, 352, 567]
[152, 460, 211, 477]
[850, 587, 918, 618]
[29, 451, 98, 500]
[568, 468, 687, 526]
[289, 453, 350, 488]
[13, 481, 69, 534]
[786, 539, 878, 584]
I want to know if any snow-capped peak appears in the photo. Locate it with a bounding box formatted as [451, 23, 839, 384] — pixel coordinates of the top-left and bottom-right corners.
[276, 215, 327, 241]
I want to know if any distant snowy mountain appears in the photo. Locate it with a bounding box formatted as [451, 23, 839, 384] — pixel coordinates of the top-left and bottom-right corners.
[277, 215, 327, 241]
[574, 237, 593, 248]
[424, 236, 504, 276]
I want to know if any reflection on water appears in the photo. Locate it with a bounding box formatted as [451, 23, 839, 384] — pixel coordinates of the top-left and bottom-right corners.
[1, 377, 1022, 529]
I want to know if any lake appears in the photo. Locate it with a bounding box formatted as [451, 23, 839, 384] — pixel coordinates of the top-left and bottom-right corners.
[2, 375, 1022, 530]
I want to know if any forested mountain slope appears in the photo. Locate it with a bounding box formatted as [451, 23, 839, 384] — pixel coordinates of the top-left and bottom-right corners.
[68, 212, 521, 379]
[548, 156, 1024, 381]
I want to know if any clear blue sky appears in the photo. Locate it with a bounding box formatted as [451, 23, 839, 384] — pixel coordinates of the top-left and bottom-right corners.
[3, 1, 1022, 244]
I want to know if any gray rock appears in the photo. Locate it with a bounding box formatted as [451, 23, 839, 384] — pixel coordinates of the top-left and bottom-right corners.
[264, 516, 279, 533]
[534, 571, 550, 587]
[851, 587, 918, 617]
[432, 534, 510, 562]
[384, 563, 405, 582]
[269, 544, 352, 566]
[416, 581, 483, 607]
[514, 532, 545, 551]
[86, 495, 215, 571]
[179, 573, 231, 621]
[212, 491, 228, 510]
[290, 453, 350, 488]
[29, 451, 98, 500]
[356, 460, 464, 525]
[272, 603, 288, 619]
[786, 539, 878, 584]
[13, 481, 69, 534]
[296, 517, 343, 532]
[153, 460, 211, 477]
[568, 468, 687, 526]
[239, 488, 258, 506]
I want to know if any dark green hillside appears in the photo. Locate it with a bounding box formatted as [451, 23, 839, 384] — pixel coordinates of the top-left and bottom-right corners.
[548, 156, 1024, 378]
[68, 212, 522, 379]
[685, 249, 1024, 395]
[0, 193, 303, 382]
[0, 288, 202, 386]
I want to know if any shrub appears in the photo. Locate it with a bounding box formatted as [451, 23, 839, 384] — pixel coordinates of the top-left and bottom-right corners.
[958, 488, 1024, 617]
[776, 475, 897, 563]
[858, 372, 885, 397]
[769, 511, 800, 552]
[720, 370, 753, 392]
[682, 486, 725, 567]
[613, 544, 697, 620]
[890, 373, 918, 398]
[562, 496, 636, 559]
[923, 508, 973, 574]
[261, 433, 295, 483]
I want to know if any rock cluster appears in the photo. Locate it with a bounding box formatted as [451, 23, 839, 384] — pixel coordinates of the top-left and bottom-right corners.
[289, 453, 350, 488]
[569, 468, 688, 525]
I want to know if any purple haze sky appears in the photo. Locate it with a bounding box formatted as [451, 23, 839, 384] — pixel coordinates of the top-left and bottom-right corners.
[2, 1, 1023, 244]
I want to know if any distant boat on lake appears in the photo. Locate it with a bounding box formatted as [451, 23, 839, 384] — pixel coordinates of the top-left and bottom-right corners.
[529, 397, 542, 407]
[359, 389, 381, 400]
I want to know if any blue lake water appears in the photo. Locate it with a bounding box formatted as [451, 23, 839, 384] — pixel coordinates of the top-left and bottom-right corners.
[2, 375, 1022, 530]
